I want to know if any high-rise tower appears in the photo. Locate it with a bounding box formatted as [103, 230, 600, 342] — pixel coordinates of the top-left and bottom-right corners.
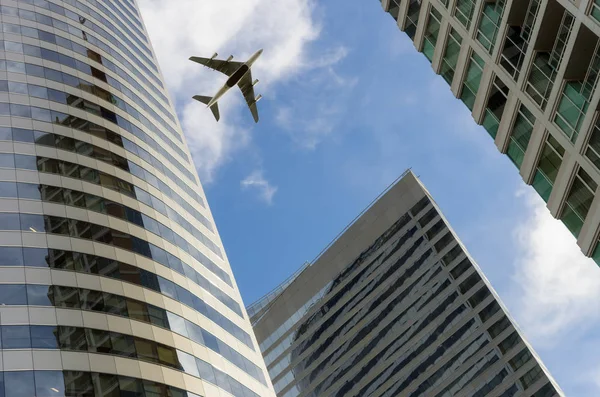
[376, 0, 600, 264]
[0, 1, 275, 396]
[249, 171, 561, 397]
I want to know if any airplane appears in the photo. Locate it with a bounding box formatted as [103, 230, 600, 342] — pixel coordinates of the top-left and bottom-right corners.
[190, 49, 263, 123]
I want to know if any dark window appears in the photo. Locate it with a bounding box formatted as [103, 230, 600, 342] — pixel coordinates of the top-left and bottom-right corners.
[134, 338, 158, 362]
[86, 329, 112, 354]
[58, 326, 87, 351]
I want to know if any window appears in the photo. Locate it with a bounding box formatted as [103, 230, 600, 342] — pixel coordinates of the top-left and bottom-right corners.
[483, 77, 509, 138]
[31, 326, 59, 349]
[405, 0, 422, 40]
[434, 232, 454, 252]
[2, 325, 31, 348]
[4, 371, 34, 397]
[0, 247, 23, 266]
[411, 197, 430, 217]
[526, 12, 574, 110]
[468, 286, 491, 308]
[0, 284, 27, 305]
[507, 105, 536, 168]
[479, 301, 501, 323]
[532, 134, 565, 202]
[488, 316, 511, 338]
[498, 331, 520, 354]
[423, 6, 443, 62]
[459, 272, 481, 293]
[554, 81, 590, 143]
[387, 0, 401, 20]
[450, 258, 472, 279]
[460, 51, 485, 110]
[592, 0, 600, 24]
[441, 244, 462, 266]
[509, 348, 533, 371]
[560, 167, 597, 237]
[441, 29, 463, 84]
[476, 0, 506, 53]
[454, 0, 476, 28]
[520, 366, 544, 388]
[34, 371, 65, 397]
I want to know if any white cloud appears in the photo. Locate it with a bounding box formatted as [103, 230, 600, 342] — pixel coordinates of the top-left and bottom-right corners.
[137, 0, 322, 181]
[510, 187, 600, 347]
[240, 170, 278, 205]
[273, 46, 356, 150]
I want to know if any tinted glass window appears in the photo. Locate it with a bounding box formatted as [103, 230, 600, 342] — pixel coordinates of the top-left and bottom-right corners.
[23, 247, 49, 267]
[0, 284, 27, 305]
[0, 247, 23, 266]
[2, 325, 31, 348]
[34, 371, 65, 396]
[0, 182, 17, 198]
[0, 213, 20, 230]
[4, 371, 34, 397]
[27, 284, 53, 306]
[31, 326, 59, 349]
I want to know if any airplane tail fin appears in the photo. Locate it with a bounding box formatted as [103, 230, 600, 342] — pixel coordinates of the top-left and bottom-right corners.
[193, 95, 220, 122]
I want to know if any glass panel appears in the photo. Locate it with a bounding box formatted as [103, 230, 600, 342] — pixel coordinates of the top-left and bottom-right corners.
[34, 371, 66, 397]
[423, 7, 443, 62]
[477, 0, 506, 53]
[460, 52, 485, 111]
[454, 0, 476, 28]
[507, 105, 535, 168]
[560, 168, 597, 237]
[5, 371, 35, 397]
[31, 326, 59, 349]
[441, 29, 463, 84]
[405, 0, 422, 40]
[2, 325, 31, 348]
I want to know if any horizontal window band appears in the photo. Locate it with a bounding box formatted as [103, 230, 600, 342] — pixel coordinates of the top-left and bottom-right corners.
[0, 324, 262, 395]
[0, 50, 185, 170]
[0, 152, 226, 279]
[0, 121, 209, 233]
[0, 370, 193, 397]
[0, 283, 261, 382]
[0, 210, 246, 346]
[0, 4, 171, 120]
[0, 181, 232, 315]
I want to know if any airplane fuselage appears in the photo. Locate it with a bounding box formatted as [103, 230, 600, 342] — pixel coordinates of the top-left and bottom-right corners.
[207, 49, 263, 108]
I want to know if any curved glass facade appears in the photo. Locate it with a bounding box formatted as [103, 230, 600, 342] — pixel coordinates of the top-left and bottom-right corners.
[0, 1, 275, 396]
[251, 172, 561, 397]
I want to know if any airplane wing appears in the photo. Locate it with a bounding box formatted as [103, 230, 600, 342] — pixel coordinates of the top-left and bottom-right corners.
[189, 56, 242, 76]
[237, 71, 259, 123]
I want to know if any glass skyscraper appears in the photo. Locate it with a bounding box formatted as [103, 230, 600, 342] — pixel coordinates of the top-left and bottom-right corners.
[377, 0, 600, 265]
[249, 171, 561, 397]
[0, 0, 275, 396]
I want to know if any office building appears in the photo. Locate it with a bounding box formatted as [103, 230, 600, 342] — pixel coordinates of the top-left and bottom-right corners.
[0, 0, 274, 396]
[375, 0, 600, 263]
[249, 171, 561, 397]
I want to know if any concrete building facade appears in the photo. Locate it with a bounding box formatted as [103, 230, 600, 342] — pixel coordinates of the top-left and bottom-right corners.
[0, 0, 275, 396]
[249, 171, 561, 397]
[376, 0, 600, 264]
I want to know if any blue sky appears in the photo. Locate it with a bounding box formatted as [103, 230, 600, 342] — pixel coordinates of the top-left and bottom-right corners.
[139, 0, 600, 395]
